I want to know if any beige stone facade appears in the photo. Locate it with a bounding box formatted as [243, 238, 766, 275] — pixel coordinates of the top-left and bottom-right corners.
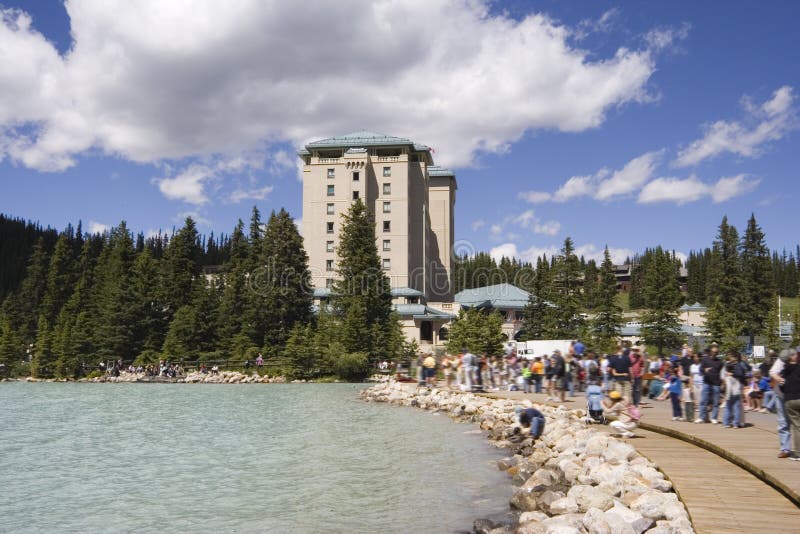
[299, 131, 456, 301]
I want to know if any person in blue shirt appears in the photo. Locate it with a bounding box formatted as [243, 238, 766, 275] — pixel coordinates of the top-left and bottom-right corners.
[668, 373, 683, 420]
[514, 407, 546, 440]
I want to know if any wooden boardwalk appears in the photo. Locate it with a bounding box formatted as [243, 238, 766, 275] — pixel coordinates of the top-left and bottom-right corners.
[471, 387, 800, 532]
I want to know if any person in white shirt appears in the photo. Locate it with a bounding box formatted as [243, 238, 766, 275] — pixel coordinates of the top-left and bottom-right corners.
[770, 348, 794, 458]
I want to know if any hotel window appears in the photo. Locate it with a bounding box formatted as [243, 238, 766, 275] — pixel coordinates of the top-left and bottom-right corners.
[327, 168, 335, 179]
[326, 203, 334, 215]
[382, 258, 391, 270]
[327, 185, 335, 196]
[352, 191, 359, 200]
[325, 278, 334, 288]
[326, 222, 334, 234]
[383, 183, 391, 195]
[383, 166, 391, 177]
[382, 240, 391, 251]
[326, 260, 334, 271]
[382, 201, 391, 213]
[326, 241, 334, 252]
[353, 171, 360, 181]
[383, 220, 390, 232]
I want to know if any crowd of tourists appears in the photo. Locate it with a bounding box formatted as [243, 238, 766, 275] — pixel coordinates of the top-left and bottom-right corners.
[102, 359, 185, 378]
[412, 340, 800, 460]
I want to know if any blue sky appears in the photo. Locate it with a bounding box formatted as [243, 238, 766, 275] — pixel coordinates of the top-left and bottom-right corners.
[1, 1, 798, 263]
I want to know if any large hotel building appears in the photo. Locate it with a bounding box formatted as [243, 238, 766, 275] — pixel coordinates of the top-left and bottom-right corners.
[299, 131, 456, 301]
[298, 131, 459, 346]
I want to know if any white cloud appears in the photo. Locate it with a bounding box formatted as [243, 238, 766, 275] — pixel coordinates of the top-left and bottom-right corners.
[644, 23, 691, 51]
[0, 2, 666, 172]
[492, 241, 635, 266]
[674, 85, 797, 167]
[490, 224, 503, 236]
[594, 150, 663, 200]
[710, 174, 760, 203]
[553, 174, 598, 202]
[637, 174, 760, 204]
[515, 210, 536, 228]
[574, 8, 620, 41]
[533, 220, 561, 236]
[87, 220, 109, 234]
[518, 190, 551, 204]
[153, 164, 214, 205]
[489, 243, 519, 263]
[227, 184, 274, 204]
[470, 219, 486, 231]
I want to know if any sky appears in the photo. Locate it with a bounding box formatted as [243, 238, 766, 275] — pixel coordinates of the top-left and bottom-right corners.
[1, 1, 798, 265]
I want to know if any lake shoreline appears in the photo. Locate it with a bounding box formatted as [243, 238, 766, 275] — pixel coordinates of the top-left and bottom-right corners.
[360, 380, 695, 534]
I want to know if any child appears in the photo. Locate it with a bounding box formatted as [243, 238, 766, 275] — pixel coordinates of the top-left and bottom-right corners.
[744, 370, 763, 411]
[722, 359, 743, 428]
[667, 373, 683, 420]
[681, 377, 694, 422]
[602, 390, 640, 438]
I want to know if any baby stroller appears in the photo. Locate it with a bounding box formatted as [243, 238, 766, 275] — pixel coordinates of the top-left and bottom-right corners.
[584, 384, 607, 424]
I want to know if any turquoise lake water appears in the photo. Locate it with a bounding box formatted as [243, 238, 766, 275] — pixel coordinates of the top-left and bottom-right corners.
[0, 383, 512, 533]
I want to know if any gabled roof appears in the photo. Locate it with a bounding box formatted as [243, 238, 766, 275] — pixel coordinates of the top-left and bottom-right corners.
[455, 283, 532, 310]
[394, 303, 455, 320]
[391, 287, 424, 298]
[306, 131, 430, 151]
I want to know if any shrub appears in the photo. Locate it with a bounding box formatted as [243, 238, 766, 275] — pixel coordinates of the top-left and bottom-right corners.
[332, 351, 370, 382]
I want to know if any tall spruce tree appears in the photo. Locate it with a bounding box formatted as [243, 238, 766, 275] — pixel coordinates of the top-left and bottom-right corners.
[740, 214, 775, 346]
[161, 217, 202, 320]
[14, 238, 51, 345]
[521, 255, 554, 339]
[640, 247, 683, 355]
[332, 199, 399, 364]
[258, 208, 312, 351]
[592, 247, 623, 351]
[446, 308, 505, 355]
[550, 237, 585, 338]
[217, 220, 249, 353]
[40, 233, 77, 325]
[94, 222, 138, 362]
[705, 216, 744, 348]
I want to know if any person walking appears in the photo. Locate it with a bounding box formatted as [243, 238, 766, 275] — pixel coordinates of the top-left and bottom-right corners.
[422, 353, 437, 387]
[780, 348, 800, 460]
[532, 356, 544, 394]
[771, 347, 797, 458]
[461, 347, 475, 392]
[667, 373, 683, 421]
[697, 343, 723, 424]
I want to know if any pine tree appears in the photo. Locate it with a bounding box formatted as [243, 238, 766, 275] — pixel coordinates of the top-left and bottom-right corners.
[640, 247, 683, 355]
[740, 214, 775, 346]
[162, 305, 199, 360]
[764, 295, 781, 350]
[217, 220, 249, 353]
[31, 314, 53, 377]
[0, 309, 23, 368]
[93, 222, 138, 362]
[14, 238, 51, 345]
[130, 248, 167, 356]
[161, 217, 202, 320]
[40, 233, 77, 324]
[583, 260, 599, 310]
[258, 208, 313, 351]
[792, 306, 800, 347]
[446, 308, 505, 355]
[592, 247, 623, 352]
[332, 199, 398, 364]
[521, 256, 554, 339]
[550, 237, 585, 338]
[705, 216, 744, 348]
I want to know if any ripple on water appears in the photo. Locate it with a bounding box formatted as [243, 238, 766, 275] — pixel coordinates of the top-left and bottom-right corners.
[0, 383, 513, 533]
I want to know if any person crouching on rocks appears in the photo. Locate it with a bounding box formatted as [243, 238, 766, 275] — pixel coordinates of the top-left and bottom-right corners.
[514, 407, 546, 441]
[603, 390, 641, 438]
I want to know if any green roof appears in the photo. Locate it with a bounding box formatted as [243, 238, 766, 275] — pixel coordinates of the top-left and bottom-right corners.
[391, 287, 424, 298]
[455, 283, 531, 311]
[306, 130, 430, 151]
[428, 165, 455, 177]
[394, 304, 455, 320]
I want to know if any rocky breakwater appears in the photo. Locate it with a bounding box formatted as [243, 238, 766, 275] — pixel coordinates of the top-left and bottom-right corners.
[361, 381, 693, 534]
[80, 371, 288, 384]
